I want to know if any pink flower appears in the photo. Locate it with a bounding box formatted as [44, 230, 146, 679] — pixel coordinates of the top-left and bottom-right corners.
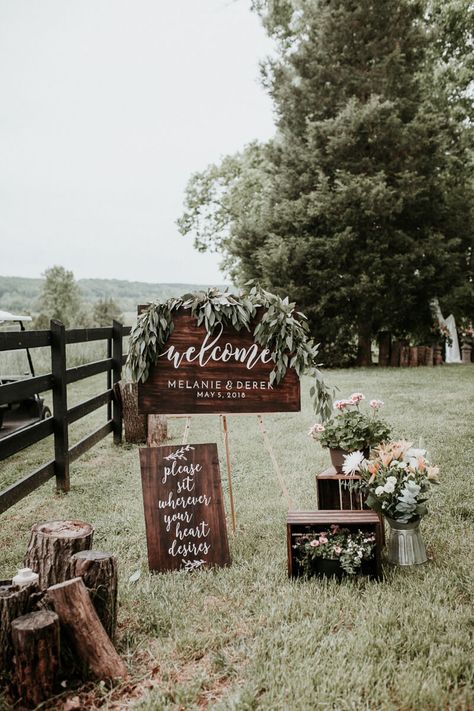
[370, 399, 384, 410]
[308, 423, 325, 439]
[334, 546, 342, 555]
[349, 392, 365, 404]
[334, 399, 352, 410]
[330, 524, 340, 533]
[319, 536, 328, 544]
[310, 539, 319, 547]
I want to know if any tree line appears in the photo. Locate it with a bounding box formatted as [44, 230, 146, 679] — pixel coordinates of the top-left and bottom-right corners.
[178, 0, 474, 365]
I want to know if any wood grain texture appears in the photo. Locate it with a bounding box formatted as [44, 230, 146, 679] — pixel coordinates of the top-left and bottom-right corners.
[45, 577, 127, 681]
[138, 310, 300, 414]
[0, 581, 38, 678]
[24, 520, 94, 589]
[287, 510, 383, 579]
[11, 610, 59, 707]
[139, 444, 230, 573]
[69, 550, 118, 642]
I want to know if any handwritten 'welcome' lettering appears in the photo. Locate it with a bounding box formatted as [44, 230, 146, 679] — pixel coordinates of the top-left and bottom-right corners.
[159, 323, 273, 370]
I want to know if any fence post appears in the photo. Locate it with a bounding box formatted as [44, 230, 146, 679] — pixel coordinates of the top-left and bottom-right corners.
[51, 320, 70, 492]
[112, 320, 123, 444]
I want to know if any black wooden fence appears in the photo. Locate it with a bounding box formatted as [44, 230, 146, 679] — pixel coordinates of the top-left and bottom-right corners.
[0, 320, 131, 514]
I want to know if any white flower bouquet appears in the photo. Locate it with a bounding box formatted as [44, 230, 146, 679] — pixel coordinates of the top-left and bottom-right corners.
[345, 440, 440, 523]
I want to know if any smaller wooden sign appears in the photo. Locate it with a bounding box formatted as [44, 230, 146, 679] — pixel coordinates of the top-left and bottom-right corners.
[139, 443, 230, 572]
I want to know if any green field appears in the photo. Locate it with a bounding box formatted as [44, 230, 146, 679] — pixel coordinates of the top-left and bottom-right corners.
[1, 366, 473, 710]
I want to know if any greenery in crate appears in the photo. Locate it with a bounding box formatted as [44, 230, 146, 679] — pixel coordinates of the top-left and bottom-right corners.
[294, 525, 376, 576]
[351, 440, 440, 523]
[126, 285, 334, 419]
[308, 393, 391, 451]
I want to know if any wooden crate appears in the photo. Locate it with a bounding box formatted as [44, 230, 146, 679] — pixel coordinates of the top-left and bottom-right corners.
[287, 510, 383, 580]
[316, 467, 366, 510]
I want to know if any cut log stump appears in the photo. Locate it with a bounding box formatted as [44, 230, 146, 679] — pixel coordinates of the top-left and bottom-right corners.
[147, 415, 168, 446]
[45, 577, 127, 681]
[0, 581, 38, 678]
[24, 520, 94, 589]
[116, 381, 146, 443]
[69, 551, 118, 641]
[11, 610, 60, 708]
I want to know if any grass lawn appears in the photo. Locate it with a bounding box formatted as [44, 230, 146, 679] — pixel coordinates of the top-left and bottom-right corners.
[0, 366, 473, 710]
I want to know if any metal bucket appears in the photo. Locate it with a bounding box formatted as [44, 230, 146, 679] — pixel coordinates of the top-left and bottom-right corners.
[385, 516, 428, 566]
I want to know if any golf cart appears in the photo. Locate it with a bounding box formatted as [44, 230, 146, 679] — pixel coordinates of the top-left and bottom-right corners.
[0, 310, 51, 437]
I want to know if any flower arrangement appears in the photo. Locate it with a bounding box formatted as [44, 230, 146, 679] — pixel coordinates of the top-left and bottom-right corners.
[348, 440, 439, 523]
[430, 320, 452, 346]
[294, 524, 376, 576]
[459, 319, 473, 345]
[308, 393, 391, 452]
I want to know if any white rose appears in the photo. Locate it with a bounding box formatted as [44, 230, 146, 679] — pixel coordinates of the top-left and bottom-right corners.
[375, 486, 385, 496]
[383, 481, 396, 493]
[386, 476, 397, 484]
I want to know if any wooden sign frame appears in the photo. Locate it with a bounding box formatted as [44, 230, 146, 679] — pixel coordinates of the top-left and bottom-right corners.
[137, 309, 300, 415]
[139, 443, 230, 572]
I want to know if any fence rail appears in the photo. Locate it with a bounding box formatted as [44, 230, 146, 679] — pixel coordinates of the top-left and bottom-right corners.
[0, 320, 131, 514]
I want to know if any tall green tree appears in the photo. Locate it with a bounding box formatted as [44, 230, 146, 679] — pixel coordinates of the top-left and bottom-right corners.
[179, 0, 473, 365]
[35, 266, 85, 328]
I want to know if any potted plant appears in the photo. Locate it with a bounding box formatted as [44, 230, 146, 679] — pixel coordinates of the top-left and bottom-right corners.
[294, 524, 377, 579]
[347, 440, 440, 565]
[308, 393, 391, 472]
[459, 319, 473, 364]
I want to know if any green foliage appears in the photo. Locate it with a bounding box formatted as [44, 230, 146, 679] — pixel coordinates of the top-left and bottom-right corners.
[294, 526, 376, 576]
[92, 298, 123, 326]
[179, 0, 474, 365]
[319, 409, 391, 451]
[34, 265, 84, 328]
[126, 285, 334, 419]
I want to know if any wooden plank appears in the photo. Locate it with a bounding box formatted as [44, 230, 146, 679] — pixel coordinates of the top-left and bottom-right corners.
[138, 310, 300, 415]
[0, 418, 54, 461]
[51, 321, 69, 492]
[0, 375, 53, 405]
[66, 358, 113, 384]
[287, 510, 383, 579]
[112, 320, 123, 444]
[0, 461, 55, 514]
[67, 390, 113, 424]
[65, 327, 113, 344]
[139, 443, 230, 572]
[0, 330, 51, 351]
[68, 421, 113, 462]
[287, 510, 379, 524]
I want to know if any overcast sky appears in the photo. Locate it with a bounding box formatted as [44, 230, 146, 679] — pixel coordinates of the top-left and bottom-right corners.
[0, 0, 275, 284]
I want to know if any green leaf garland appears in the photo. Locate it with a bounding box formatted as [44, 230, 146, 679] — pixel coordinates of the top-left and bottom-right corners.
[126, 285, 334, 419]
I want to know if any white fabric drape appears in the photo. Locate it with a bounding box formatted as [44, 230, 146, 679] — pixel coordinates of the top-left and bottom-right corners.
[431, 299, 461, 363]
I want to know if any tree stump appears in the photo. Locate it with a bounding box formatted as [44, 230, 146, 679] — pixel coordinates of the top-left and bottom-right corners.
[417, 346, 426, 365]
[390, 340, 401, 367]
[116, 381, 147, 443]
[0, 581, 38, 678]
[378, 331, 391, 367]
[400, 345, 410, 367]
[24, 520, 94, 589]
[45, 577, 127, 681]
[147, 415, 168, 446]
[409, 346, 418, 367]
[69, 551, 118, 641]
[11, 610, 60, 708]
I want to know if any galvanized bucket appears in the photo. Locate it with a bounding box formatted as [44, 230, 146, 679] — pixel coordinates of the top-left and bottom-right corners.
[385, 516, 428, 566]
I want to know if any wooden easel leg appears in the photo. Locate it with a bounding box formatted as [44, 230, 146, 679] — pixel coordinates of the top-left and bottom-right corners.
[182, 417, 191, 445]
[257, 415, 295, 510]
[221, 415, 237, 533]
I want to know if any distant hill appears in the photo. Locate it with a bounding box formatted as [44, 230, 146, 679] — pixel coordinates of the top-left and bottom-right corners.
[0, 275, 230, 316]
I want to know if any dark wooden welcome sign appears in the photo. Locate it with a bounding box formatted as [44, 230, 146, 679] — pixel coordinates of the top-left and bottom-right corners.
[140, 443, 230, 572]
[138, 310, 300, 414]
